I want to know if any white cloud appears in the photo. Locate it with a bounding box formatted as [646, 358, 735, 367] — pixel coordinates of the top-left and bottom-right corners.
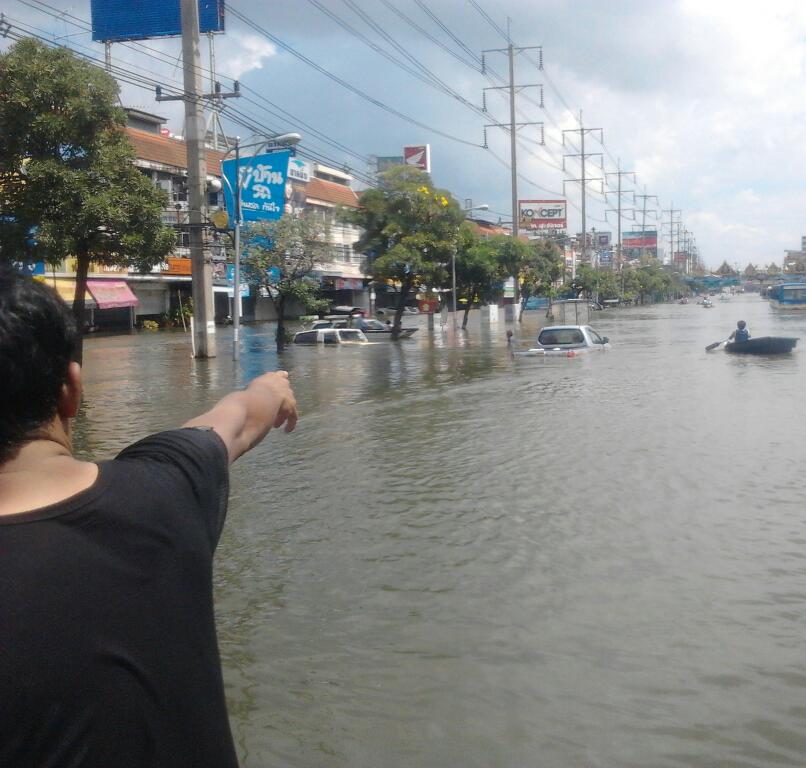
[216, 34, 276, 80]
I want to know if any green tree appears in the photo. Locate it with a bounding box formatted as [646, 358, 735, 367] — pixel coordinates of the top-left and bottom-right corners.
[571, 264, 618, 302]
[0, 39, 175, 352]
[488, 234, 532, 314]
[241, 215, 330, 351]
[453, 224, 500, 328]
[619, 263, 678, 304]
[518, 238, 564, 319]
[744, 263, 757, 277]
[766, 262, 781, 275]
[345, 166, 464, 337]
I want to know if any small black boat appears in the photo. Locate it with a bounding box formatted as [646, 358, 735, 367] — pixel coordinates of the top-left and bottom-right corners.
[724, 336, 798, 355]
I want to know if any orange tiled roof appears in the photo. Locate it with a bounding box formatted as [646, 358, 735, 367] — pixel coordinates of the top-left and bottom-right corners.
[468, 219, 509, 237]
[305, 177, 359, 208]
[125, 127, 225, 176]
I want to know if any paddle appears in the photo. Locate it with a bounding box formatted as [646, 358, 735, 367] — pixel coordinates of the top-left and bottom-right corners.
[705, 339, 728, 352]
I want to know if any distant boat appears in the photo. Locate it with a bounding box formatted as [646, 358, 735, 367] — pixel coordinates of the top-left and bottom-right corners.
[768, 283, 806, 310]
[725, 337, 798, 355]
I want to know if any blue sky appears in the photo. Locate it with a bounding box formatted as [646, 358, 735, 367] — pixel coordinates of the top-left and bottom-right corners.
[5, 0, 806, 269]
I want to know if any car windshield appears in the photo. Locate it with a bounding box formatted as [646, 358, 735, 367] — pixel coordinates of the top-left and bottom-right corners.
[362, 320, 385, 330]
[339, 330, 364, 341]
[294, 331, 317, 344]
[538, 328, 585, 346]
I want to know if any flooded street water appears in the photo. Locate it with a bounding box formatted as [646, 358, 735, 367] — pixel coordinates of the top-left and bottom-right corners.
[77, 296, 806, 768]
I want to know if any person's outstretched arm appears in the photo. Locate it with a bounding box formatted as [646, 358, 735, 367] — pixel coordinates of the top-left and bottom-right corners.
[183, 371, 298, 464]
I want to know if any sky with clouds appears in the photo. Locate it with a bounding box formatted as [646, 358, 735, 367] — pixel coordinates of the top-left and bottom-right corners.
[4, 0, 806, 269]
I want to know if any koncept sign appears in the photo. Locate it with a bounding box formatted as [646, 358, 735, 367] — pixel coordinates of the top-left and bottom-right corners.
[403, 145, 431, 173]
[518, 200, 567, 230]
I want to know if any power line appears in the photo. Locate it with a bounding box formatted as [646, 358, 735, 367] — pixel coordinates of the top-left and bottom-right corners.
[467, 0, 508, 41]
[227, 4, 483, 149]
[415, 0, 483, 66]
[377, 0, 479, 70]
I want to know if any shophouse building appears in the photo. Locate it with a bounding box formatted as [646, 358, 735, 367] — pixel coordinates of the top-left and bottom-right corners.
[39, 108, 368, 327]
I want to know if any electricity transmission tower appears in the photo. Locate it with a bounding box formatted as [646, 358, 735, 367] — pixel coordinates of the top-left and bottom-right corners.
[481, 40, 544, 303]
[605, 160, 635, 270]
[563, 111, 602, 279]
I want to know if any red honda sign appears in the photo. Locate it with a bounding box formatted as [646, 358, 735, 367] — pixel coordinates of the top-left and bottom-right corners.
[403, 145, 431, 172]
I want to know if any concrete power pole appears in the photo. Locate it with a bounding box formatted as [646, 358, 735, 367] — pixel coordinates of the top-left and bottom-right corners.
[662, 204, 682, 267]
[157, 7, 239, 358]
[634, 187, 659, 261]
[562, 112, 602, 279]
[180, 0, 216, 358]
[482, 40, 543, 306]
[507, 43, 517, 249]
[605, 159, 635, 271]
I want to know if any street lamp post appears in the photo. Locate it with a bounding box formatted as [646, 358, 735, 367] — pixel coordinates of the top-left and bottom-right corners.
[221, 132, 301, 360]
[232, 137, 241, 360]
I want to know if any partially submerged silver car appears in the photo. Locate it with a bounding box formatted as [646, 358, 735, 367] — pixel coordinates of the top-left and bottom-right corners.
[293, 328, 369, 345]
[523, 325, 610, 357]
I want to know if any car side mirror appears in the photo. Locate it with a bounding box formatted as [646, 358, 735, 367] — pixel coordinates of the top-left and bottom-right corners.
[602, 337, 609, 344]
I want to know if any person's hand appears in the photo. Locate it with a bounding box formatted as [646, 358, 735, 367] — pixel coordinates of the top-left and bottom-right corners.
[251, 371, 298, 433]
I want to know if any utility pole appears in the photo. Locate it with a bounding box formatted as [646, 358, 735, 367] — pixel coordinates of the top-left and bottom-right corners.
[662, 204, 682, 267]
[232, 138, 241, 360]
[482, 39, 543, 305]
[562, 111, 602, 279]
[157, 0, 240, 357]
[180, 0, 215, 357]
[634, 187, 659, 261]
[104, 42, 112, 73]
[605, 159, 635, 271]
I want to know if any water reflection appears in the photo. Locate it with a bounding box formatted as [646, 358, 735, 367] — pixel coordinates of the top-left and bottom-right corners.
[76, 298, 806, 767]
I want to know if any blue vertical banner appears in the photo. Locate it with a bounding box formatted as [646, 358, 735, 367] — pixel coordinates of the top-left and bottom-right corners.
[221, 150, 291, 227]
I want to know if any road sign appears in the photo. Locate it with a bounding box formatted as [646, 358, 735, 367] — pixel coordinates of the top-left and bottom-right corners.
[221, 150, 292, 227]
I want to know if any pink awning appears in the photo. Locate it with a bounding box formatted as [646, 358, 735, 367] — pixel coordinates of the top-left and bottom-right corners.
[86, 280, 139, 310]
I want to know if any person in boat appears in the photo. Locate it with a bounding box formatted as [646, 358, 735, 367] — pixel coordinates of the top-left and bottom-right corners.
[0, 268, 298, 767]
[729, 320, 750, 343]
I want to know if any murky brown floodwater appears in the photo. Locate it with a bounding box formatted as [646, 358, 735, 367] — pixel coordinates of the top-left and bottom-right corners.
[76, 296, 806, 768]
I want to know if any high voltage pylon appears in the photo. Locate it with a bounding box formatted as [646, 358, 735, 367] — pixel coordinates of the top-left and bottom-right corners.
[562, 111, 602, 279]
[662, 204, 682, 268]
[605, 159, 635, 270]
[634, 187, 659, 261]
[481, 38, 543, 304]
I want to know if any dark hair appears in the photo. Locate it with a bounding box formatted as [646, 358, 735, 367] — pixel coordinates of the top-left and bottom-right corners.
[738, 320, 746, 328]
[0, 268, 78, 461]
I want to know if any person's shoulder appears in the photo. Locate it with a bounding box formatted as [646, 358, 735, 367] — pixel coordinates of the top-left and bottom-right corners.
[115, 427, 228, 470]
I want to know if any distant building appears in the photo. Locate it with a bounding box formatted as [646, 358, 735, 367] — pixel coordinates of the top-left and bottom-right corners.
[298, 164, 367, 311]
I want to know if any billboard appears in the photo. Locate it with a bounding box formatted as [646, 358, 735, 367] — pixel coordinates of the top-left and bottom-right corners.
[623, 230, 658, 260]
[403, 145, 431, 173]
[594, 231, 612, 249]
[519, 200, 567, 230]
[376, 156, 404, 173]
[90, 0, 224, 42]
[221, 150, 291, 227]
[287, 158, 311, 183]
